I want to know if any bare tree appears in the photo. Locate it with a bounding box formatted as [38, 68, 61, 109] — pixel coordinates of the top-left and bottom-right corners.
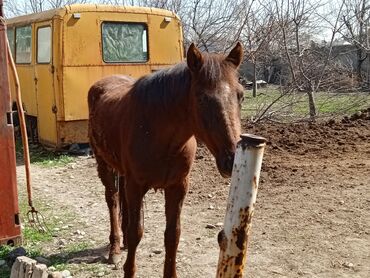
[179, 0, 251, 52]
[4, 0, 43, 17]
[340, 0, 370, 86]
[4, 0, 90, 16]
[273, 0, 346, 119]
[47, 0, 88, 9]
[240, 0, 280, 97]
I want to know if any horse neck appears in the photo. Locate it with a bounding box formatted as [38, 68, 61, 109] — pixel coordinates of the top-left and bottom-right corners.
[157, 66, 194, 143]
[132, 64, 194, 145]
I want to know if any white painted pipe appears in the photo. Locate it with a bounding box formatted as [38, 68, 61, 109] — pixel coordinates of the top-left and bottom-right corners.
[216, 134, 266, 278]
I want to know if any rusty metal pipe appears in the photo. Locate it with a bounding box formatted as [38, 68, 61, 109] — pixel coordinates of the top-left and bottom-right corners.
[216, 134, 266, 278]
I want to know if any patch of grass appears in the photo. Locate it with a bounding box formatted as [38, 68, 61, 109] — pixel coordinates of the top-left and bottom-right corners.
[63, 263, 110, 277]
[32, 153, 74, 167]
[0, 267, 11, 278]
[15, 141, 74, 167]
[22, 226, 53, 244]
[18, 200, 57, 245]
[242, 87, 370, 121]
[0, 245, 13, 259]
[65, 242, 92, 254]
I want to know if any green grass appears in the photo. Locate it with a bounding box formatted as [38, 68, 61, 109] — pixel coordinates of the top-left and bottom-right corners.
[0, 246, 12, 277]
[242, 86, 370, 121]
[65, 242, 92, 254]
[15, 141, 74, 167]
[0, 268, 11, 278]
[0, 197, 93, 277]
[0, 245, 13, 259]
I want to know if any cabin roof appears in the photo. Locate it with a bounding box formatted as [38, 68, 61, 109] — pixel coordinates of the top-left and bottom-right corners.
[6, 4, 178, 26]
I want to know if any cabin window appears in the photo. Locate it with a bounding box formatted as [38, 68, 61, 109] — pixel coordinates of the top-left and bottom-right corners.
[37, 26, 51, 63]
[15, 25, 32, 64]
[7, 27, 15, 58]
[102, 22, 148, 63]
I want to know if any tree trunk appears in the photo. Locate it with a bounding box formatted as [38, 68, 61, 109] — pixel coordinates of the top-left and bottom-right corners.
[307, 90, 317, 120]
[357, 48, 365, 83]
[253, 62, 257, 97]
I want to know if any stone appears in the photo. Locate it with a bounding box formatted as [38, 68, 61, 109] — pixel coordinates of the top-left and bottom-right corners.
[152, 250, 162, 254]
[48, 266, 56, 272]
[10, 258, 21, 278]
[10, 256, 36, 278]
[342, 262, 354, 269]
[32, 263, 48, 278]
[58, 239, 67, 246]
[48, 272, 63, 278]
[61, 269, 71, 277]
[206, 224, 216, 229]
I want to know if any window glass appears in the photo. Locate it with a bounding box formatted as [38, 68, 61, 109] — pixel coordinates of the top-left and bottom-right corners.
[16, 25, 32, 63]
[102, 22, 148, 63]
[7, 27, 15, 57]
[37, 26, 51, 63]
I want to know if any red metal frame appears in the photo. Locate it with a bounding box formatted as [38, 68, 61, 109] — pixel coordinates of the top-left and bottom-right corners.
[0, 11, 22, 245]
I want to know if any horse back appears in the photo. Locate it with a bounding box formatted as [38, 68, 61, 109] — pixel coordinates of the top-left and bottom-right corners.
[88, 75, 134, 112]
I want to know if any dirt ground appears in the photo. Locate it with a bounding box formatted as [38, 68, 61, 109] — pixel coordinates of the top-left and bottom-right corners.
[16, 109, 370, 278]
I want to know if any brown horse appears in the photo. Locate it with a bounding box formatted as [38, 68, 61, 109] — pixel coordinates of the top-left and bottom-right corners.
[88, 43, 244, 278]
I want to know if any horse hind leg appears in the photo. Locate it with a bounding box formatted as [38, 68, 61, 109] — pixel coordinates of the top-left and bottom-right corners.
[96, 155, 122, 264]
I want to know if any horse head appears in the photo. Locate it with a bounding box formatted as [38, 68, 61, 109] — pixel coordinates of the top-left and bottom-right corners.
[187, 43, 244, 178]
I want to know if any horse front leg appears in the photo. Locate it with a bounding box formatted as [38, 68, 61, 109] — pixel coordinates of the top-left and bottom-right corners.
[96, 156, 121, 264]
[164, 179, 188, 278]
[123, 179, 147, 278]
[119, 175, 128, 250]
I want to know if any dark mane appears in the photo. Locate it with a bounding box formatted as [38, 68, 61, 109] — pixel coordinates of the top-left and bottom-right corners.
[131, 63, 191, 107]
[130, 53, 236, 107]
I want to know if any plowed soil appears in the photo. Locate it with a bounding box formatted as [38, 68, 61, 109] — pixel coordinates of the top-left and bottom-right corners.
[16, 109, 370, 277]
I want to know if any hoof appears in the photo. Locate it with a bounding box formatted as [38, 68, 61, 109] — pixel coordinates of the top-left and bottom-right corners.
[108, 253, 122, 265]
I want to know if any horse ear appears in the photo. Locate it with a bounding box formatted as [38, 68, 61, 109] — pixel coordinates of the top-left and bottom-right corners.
[187, 43, 204, 72]
[226, 42, 243, 68]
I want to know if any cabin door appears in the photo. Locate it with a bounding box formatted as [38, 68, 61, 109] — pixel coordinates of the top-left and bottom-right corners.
[34, 21, 57, 146]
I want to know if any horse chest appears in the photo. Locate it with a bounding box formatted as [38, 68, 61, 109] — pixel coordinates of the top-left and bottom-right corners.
[127, 139, 196, 188]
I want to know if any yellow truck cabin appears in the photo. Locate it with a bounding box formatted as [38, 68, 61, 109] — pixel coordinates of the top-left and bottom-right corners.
[6, 4, 184, 148]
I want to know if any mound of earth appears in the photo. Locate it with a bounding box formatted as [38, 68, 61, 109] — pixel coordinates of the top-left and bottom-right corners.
[243, 108, 370, 157]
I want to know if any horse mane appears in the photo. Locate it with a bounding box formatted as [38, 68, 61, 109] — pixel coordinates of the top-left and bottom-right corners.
[131, 62, 191, 108]
[130, 53, 234, 107]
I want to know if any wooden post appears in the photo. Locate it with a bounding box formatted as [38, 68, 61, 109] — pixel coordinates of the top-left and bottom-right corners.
[216, 134, 266, 278]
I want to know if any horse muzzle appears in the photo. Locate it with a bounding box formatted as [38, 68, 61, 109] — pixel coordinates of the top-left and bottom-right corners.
[216, 152, 235, 178]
